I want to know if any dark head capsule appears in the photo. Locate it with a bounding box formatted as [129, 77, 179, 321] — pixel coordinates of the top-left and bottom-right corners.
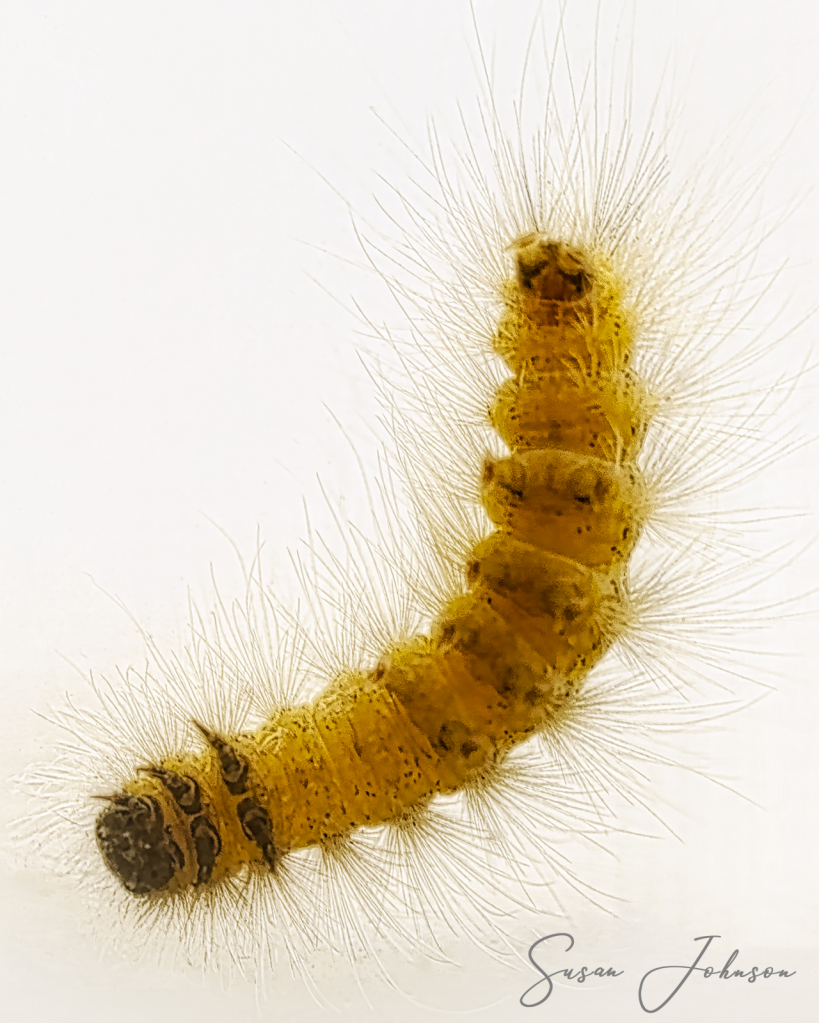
[95, 793, 184, 896]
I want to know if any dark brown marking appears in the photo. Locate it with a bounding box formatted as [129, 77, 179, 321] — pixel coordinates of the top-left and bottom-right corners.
[512, 237, 590, 299]
[140, 766, 202, 815]
[236, 797, 277, 870]
[192, 721, 249, 795]
[189, 813, 222, 886]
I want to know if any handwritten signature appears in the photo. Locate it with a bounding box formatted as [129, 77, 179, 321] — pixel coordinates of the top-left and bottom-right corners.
[520, 933, 795, 1011]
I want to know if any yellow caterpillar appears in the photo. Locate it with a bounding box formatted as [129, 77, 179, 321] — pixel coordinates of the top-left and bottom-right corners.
[95, 239, 647, 895]
[9, 1, 814, 1017]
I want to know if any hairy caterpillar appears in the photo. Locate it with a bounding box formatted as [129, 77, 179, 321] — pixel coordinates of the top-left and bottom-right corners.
[94, 236, 643, 897]
[3, 1, 817, 1020]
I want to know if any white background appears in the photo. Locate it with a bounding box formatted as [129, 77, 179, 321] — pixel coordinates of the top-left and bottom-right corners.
[1, 1, 817, 1020]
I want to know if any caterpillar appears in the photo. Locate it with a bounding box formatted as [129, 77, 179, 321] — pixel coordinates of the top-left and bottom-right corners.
[5, 1, 815, 1019]
[94, 236, 644, 897]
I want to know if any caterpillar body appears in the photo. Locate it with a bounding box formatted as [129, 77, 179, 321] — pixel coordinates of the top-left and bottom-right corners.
[96, 239, 644, 896]
[6, 1, 816, 1019]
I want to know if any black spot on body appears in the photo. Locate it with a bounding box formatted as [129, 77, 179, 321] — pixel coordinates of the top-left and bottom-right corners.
[141, 767, 202, 815]
[193, 722, 249, 795]
[190, 814, 222, 886]
[236, 797, 277, 870]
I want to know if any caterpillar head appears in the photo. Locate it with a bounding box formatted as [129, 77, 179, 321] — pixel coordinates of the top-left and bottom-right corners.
[95, 792, 185, 896]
